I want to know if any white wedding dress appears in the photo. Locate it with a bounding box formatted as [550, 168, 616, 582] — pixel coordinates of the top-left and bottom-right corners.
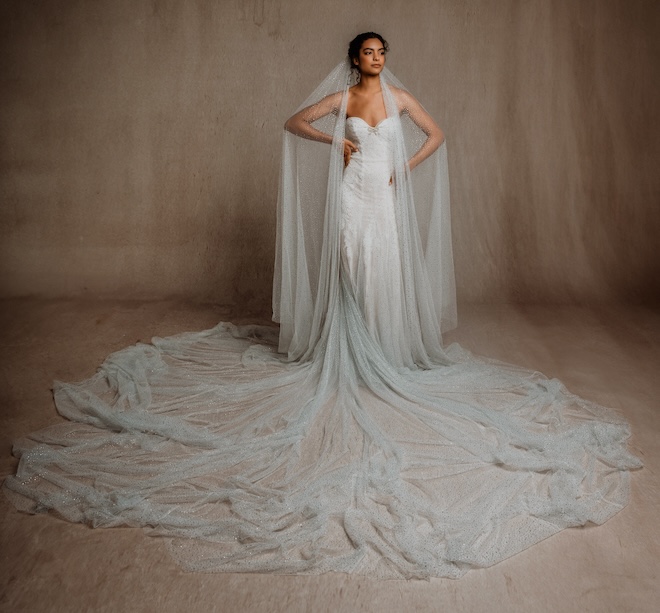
[3, 65, 641, 580]
[341, 116, 410, 364]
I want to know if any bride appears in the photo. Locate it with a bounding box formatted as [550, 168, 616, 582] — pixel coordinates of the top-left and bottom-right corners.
[279, 32, 453, 369]
[3, 32, 641, 580]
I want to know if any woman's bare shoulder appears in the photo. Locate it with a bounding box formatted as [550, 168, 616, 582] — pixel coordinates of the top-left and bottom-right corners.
[389, 85, 417, 106]
[324, 90, 346, 104]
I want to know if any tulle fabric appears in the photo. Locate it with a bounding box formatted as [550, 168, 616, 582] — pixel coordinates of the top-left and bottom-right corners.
[3, 61, 641, 580]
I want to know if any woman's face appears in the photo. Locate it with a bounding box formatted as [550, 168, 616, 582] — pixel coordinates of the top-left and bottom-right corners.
[354, 38, 386, 76]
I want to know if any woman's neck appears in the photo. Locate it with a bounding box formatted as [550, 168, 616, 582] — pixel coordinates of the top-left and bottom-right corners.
[355, 73, 381, 93]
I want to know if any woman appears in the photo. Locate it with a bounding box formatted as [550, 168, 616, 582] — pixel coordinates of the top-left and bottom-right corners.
[274, 32, 456, 369]
[3, 33, 640, 580]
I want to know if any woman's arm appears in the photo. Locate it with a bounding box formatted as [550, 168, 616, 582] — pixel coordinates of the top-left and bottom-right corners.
[394, 89, 445, 172]
[284, 92, 342, 144]
[284, 91, 358, 166]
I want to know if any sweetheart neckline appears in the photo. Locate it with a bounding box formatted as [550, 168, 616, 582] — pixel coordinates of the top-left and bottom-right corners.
[346, 116, 393, 129]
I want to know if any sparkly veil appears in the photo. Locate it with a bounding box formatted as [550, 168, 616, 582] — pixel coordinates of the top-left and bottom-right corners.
[3, 59, 640, 580]
[273, 59, 456, 364]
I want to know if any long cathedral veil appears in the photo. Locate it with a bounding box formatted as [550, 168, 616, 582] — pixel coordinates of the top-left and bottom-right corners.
[3, 59, 641, 580]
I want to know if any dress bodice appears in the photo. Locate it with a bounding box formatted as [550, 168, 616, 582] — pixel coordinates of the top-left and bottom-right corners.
[345, 116, 395, 165]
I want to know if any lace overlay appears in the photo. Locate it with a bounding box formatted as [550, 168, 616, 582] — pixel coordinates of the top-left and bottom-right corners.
[341, 117, 410, 364]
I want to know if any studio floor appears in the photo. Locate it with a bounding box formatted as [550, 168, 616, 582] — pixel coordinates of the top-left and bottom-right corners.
[0, 299, 658, 613]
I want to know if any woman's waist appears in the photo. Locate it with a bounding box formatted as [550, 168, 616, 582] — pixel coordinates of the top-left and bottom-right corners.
[347, 153, 393, 168]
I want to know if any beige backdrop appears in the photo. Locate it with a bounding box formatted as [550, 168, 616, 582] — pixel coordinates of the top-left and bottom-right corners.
[1, 0, 658, 314]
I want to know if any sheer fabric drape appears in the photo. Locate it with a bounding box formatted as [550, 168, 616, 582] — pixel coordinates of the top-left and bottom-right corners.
[3, 61, 640, 580]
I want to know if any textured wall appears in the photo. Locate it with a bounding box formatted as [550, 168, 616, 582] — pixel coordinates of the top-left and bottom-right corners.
[1, 0, 658, 313]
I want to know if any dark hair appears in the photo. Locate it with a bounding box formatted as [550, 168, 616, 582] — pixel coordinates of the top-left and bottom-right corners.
[347, 32, 389, 73]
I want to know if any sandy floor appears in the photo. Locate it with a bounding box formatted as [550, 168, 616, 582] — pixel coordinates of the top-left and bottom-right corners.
[1, 299, 658, 613]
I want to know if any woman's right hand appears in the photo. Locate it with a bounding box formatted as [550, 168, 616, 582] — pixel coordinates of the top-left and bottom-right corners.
[343, 139, 358, 167]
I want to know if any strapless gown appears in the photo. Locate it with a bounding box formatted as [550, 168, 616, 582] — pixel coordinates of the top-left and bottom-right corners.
[341, 116, 408, 365]
[3, 116, 641, 580]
